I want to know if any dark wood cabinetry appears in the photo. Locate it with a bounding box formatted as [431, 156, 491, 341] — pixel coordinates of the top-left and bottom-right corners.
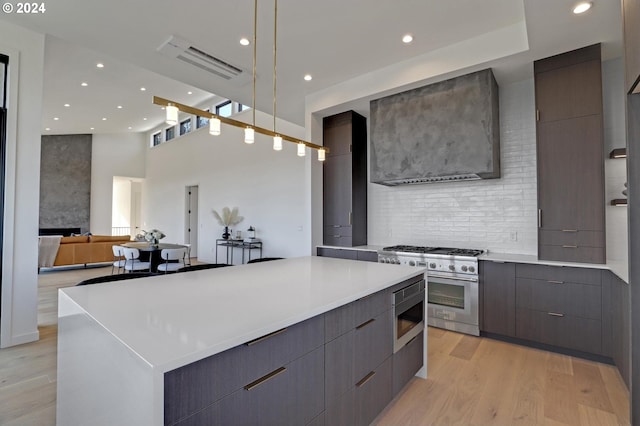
[316, 247, 378, 263]
[602, 271, 631, 388]
[623, 0, 640, 92]
[534, 44, 605, 264]
[481, 261, 516, 337]
[323, 111, 367, 247]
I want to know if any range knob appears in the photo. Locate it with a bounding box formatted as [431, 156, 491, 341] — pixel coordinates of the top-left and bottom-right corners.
[449, 265, 456, 271]
[469, 266, 475, 273]
[379, 259, 385, 263]
[394, 259, 401, 264]
[429, 263, 436, 268]
[461, 265, 468, 272]
[385, 258, 391, 264]
[409, 260, 416, 266]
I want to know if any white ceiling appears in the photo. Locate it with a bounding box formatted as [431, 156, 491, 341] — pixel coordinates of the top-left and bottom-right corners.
[0, 0, 623, 134]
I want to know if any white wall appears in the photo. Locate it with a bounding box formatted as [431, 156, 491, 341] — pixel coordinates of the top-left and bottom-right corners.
[602, 58, 628, 266]
[367, 79, 538, 254]
[0, 22, 45, 347]
[90, 133, 146, 235]
[112, 177, 132, 228]
[143, 110, 309, 263]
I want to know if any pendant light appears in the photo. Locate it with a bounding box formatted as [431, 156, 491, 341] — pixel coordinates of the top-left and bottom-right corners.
[245, 0, 257, 145]
[318, 148, 326, 161]
[297, 142, 306, 157]
[209, 117, 221, 136]
[273, 135, 283, 151]
[272, 0, 280, 151]
[165, 104, 178, 126]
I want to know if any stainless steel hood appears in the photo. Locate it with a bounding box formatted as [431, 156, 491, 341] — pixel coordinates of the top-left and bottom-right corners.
[370, 69, 500, 186]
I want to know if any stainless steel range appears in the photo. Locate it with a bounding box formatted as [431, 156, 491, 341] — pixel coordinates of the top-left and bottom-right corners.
[378, 245, 483, 336]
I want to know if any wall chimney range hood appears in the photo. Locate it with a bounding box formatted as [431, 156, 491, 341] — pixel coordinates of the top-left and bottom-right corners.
[370, 69, 500, 186]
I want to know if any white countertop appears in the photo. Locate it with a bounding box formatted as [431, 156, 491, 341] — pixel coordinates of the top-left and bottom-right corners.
[59, 256, 424, 373]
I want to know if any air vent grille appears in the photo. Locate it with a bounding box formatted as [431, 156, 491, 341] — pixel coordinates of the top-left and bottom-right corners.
[376, 174, 482, 186]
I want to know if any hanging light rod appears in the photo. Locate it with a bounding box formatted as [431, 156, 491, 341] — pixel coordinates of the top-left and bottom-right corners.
[153, 95, 328, 154]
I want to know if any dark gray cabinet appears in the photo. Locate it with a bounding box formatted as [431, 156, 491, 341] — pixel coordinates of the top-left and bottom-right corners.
[623, 0, 640, 92]
[514, 263, 603, 355]
[392, 332, 424, 395]
[354, 356, 393, 426]
[480, 261, 516, 337]
[534, 44, 605, 264]
[323, 111, 367, 247]
[316, 247, 378, 263]
[602, 271, 631, 388]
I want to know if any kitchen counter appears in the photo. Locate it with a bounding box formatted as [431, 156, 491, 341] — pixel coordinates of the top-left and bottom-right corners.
[480, 252, 628, 283]
[57, 256, 425, 425]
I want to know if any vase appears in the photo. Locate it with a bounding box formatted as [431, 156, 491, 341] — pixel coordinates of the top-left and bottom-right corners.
[222, 227, 231, 240]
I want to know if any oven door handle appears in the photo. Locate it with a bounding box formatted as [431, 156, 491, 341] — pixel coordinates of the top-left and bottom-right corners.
[428, 274, 478, 283]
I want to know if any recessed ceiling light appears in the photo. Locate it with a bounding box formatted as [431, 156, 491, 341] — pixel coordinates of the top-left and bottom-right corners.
[117, 105, 123, 109]
[402, 34, 413, 44]
[96, 63, 104, 68]
[128, 126, 132, 130]
[188, 91, 193, 95]
[64, 103, 70, 107]
[573, 1, 592, 13]
[90, 127, 95, 130]
[143, 117, 147, 121]
[304, 74, 312, 81]
[240, 38, 250, 46]
[45, 127, 50, 131]
[53, 117, 59, 121]
[140, 87, 146, 91]
[81, 82, 88, 87]
[161, 107, 165, 110]
[102, 117, 107, 121]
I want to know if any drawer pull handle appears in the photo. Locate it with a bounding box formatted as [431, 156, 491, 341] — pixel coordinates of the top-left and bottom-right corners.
[562, 245, 578, 249]
[356, 318, 376, 330]
[333, 225, 340, 228]
[547, 280, 564, 284]
[245, 328, 288, 346]
[244, 367, 286, 391]
[548, 312, 565, 317]
[355, 371, 376, 387]
[562, 229, 578, 233]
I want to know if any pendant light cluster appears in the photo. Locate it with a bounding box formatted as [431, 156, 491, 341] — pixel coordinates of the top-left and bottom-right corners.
[155, 0, 327, 161]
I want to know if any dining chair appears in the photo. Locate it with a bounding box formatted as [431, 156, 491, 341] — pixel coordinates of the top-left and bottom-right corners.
[111, 245, 126, 274]
[121, 247, 152, 273]
[156, 247, 188, 274]
[183, 243, 192, 266]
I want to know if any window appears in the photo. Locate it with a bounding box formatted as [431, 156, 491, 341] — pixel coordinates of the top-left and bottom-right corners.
[180, 118, 192, 136]
[216, 100, 233, 117]
[152, 132, 162, 146]
[165, 127, 175, 141]
[238, 103, 249, 112]
[196, 110, 210, 129]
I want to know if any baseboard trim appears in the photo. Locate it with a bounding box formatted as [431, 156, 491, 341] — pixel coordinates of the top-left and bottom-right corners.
[2, 329, 40, 348]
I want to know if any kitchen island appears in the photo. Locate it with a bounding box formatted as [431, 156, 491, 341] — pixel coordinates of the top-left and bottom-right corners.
[57, 256, 426, 425]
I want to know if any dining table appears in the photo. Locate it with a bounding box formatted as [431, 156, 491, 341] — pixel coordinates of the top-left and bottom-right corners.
[121, 242, 188, 272]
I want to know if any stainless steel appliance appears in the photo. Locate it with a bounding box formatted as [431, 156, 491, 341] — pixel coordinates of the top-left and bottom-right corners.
[392, 279, 425, 353]
[379, 245, 483, 336]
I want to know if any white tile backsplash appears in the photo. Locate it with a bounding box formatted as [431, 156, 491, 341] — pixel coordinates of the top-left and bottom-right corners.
[368, 61, 628, 262]
[368, 78, 538, 254]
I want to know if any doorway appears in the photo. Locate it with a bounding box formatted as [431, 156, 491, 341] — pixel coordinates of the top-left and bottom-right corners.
[185, 185, 198, 258]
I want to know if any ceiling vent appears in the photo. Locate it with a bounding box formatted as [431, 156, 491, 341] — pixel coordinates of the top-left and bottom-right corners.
[157, 35, 251, 86]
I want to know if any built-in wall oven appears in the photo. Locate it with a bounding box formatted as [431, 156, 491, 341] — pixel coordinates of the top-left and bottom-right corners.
[392, 279, 425, 353]
[379, 246, 482, 336]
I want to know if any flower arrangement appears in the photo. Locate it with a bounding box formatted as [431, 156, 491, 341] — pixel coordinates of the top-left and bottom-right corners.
[212, 207, 243, 239]
[141, 229, 166, 245]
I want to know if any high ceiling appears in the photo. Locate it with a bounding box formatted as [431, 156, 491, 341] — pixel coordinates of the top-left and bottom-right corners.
[0, 0, 623, 134]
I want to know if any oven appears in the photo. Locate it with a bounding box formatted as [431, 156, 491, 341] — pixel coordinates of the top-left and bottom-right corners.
[392, 279, 425, 353]
[426, 274, 479, 336]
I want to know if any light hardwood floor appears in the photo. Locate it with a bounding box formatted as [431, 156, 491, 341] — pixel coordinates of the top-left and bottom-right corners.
[0, 266, 631, 425]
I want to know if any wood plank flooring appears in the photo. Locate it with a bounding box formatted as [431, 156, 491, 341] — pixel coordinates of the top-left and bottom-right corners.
[0, 266, 631, 425]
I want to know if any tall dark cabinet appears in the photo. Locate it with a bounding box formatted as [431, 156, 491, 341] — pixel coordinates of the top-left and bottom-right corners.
[323, 111, 367, 247]
[534, 44, 606, 264]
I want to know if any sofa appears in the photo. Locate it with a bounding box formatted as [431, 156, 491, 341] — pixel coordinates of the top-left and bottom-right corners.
[50, 235, 131, 267]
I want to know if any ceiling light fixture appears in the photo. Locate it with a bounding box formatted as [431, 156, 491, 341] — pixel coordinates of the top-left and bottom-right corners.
[81, 82, 88, 87]
[304, 74, 312, 81]
[64, 103, 70, 107]
[96, 63, 104, 68]
[187, 91, 193, 95]
[140, 87, 146, 91]
[102, 117, 107, 121]
[573, 1, 592, 14]
[45, 127, 50, 131]
[240, 38, 250, 46]
[402, 34, 413, 44]
[53, 117, 59, 121]
[117, 105, 123, 109]
[154, 0, 327, 160]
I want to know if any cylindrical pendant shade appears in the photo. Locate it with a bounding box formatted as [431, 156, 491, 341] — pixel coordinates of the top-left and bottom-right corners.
[297, 142, 306, 157]
[244, 127, 255, 144]
[273, 135, 283, 151]
[209, 118, 221, 136]
[318, 148, 326, 162]
[166, 105, 179, 126]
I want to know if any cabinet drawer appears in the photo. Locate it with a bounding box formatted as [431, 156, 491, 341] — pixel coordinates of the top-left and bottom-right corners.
[516, 278, 601, 320]
[516, 308, 602, 354]
[539, 230, 604, 247]
[515, 264, 602, 286]
[323, 234, 353, 248]
[317, 247, 357, 260]
[353, 309, 393, 383]
[325, 330, 354, 398]
[354, 356, 393, 426]
[356, 250, 379, 263]
[175, 347, 325, 426]
[353, 290, 390, 327]
[323, 225, 353, 236]
[539, 245, 605, 264]
[392, 332, 424, 395]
